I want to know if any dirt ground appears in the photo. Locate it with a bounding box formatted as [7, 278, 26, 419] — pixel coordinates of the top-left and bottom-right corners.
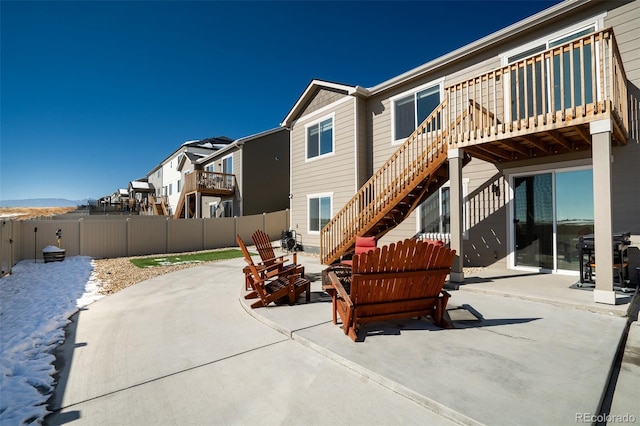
[0, 207, 77, 220]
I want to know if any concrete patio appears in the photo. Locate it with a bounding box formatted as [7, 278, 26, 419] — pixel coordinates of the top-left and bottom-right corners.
[46, 253, 639, 425]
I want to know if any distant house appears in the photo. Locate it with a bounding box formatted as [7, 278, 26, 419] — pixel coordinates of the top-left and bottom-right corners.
[188, 127, 290, 218]
[127, 178, 155, 213]
[145, 136, 234, 216]
[282, 0, 639, 304]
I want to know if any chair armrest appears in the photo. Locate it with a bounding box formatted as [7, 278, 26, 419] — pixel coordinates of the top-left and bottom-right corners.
[328, 271, 353, 308]
[262, 256, 289, 265]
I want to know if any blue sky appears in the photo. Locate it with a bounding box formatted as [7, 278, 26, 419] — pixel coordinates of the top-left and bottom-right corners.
[1, 0, 558, 202]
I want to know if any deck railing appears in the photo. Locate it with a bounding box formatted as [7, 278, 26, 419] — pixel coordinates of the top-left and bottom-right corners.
[320, 100, 452, 264]
[184, 171, 235, 195]
[443, 27, 628, 146]
[319, 28, 628, 264]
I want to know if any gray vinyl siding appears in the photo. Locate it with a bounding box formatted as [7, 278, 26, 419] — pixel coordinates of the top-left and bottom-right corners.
[355, 96, 370, 186]
[290, 97, 356, 251]
[298, 88, 350, 119]
[242, 129, 290, 215]
[605, 0, 640, 238]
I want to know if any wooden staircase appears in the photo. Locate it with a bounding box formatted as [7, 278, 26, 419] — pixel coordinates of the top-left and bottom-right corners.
[150, 194, 168, 216]
[320, 99, 473, 265]
[173, 187, 195, 219]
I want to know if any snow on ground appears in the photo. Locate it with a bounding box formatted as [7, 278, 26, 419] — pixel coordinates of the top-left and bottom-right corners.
[0, 256, 104, 425]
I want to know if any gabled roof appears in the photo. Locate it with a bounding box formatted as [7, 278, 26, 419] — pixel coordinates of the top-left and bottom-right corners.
[196, 127, 288, 165]
[281, 79, 368, 127]
[129, 180, 154, 192]
[183, 136, 234, 150]
[282, 0, 592, 126]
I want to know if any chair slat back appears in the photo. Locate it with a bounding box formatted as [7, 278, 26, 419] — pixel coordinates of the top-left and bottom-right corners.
[350, 239, 455, 305]
[252, 229, 277, 263]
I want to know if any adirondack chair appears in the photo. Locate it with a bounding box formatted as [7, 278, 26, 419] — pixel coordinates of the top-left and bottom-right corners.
[250, 229, 304, 291]
[237, 235, 310, 308]
[325, 238, 456, 341]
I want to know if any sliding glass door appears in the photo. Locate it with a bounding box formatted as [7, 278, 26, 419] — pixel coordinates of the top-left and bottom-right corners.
[512, 168, 593, 272]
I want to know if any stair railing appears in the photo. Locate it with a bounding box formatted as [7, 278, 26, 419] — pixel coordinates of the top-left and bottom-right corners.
[320, 99, 451, 264]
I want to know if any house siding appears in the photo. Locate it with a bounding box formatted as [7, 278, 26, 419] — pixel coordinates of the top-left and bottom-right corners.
[605, 0, 640, 240]
[290, 96, 356, 252]
[298, 88, 350, 119]
[242, 129, 290, 215]
[367, 1, 640, 267]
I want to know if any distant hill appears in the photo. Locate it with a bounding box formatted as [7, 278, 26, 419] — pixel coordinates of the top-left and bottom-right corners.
[0, 198, 84, 208]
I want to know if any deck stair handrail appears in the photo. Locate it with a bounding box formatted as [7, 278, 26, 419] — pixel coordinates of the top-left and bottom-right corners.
[320, 99, 457, 264]
[320, 28, 628, 265]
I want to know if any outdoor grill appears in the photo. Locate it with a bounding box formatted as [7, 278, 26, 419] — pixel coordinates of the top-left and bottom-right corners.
[576, 232, 632, 291]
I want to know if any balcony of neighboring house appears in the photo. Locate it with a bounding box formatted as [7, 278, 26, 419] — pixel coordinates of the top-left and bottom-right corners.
[174, 170, 236, 219]
[321, 28, 629, 265]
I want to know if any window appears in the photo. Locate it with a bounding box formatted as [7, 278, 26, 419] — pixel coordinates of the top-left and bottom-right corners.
[222, 155, 233, 174]
[308, 194, 332, 233]
[177, 179, 181, 193]
[418, 182, 468, 237]
[306, 115, 334, 160]
[222, 201, 233, 217]
[420, 187, 450, 234]
[392, 82, 442, 143]
[206, 165, 214, 173]
[168, 183, 173, 196]
[503, 18, 602, 121]
[157, 170, 161, 178]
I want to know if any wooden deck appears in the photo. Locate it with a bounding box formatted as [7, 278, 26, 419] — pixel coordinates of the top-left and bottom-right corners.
[320, 28, 629, 265]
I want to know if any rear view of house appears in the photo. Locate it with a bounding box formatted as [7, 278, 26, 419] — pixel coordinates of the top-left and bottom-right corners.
[283, 0, 639, 305]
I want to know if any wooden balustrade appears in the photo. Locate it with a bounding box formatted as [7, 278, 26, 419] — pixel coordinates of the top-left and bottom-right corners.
[443, 28, 628, 146]
[320, 28, 628, 265]
[183, 171, 235, 195]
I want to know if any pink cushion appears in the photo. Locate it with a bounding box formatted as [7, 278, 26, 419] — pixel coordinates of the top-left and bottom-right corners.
[354, 236, 377, 255]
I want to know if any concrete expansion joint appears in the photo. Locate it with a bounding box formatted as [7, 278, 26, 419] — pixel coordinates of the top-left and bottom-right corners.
[51, 339, 290, 415]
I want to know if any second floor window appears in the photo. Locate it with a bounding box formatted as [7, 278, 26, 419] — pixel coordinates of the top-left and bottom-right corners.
[392, 83, 441, 143]
[222, 156, 233, 174]
[306, 115, 334, 160]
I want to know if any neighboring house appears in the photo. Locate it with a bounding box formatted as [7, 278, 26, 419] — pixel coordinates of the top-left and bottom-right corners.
[145, 136, 234, 216]
[111, 189, 129, 206]
[178, 127, 290, 219]
[282, 0, 639, 305]
[127, 178, 155, 213]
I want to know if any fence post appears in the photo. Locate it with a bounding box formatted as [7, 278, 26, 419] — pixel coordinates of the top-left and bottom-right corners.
[126, 218, 131, 257]
[166, 217, 170, 254]
[234, 216, 238, 246]
[78, 218, 84, 256]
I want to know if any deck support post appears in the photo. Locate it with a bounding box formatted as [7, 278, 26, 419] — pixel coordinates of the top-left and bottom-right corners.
[449, 148, 465, 283]
[590, 119, 616, 305]
[195, 193, 201, 219]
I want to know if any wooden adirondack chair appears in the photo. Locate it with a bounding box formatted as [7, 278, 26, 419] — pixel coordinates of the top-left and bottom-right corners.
[325, 238, 456, 341]
[237, 235, 310, 308]
[251, 230, 304, 287]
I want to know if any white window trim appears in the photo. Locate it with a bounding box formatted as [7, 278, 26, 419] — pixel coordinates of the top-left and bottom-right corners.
[305, 112, 336, 162]
[416, 178, 469, 239]
[390, 77, 445, 145]
[221, 154, 233, 174]
[307, 192, 333, 235]
[504, 159, 592, 274]
[500, 14, 606, 122]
